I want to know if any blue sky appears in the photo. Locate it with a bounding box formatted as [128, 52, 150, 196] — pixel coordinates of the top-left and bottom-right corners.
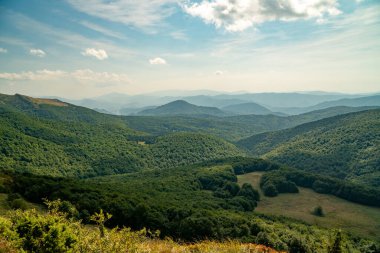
[0, 0, 379, 98]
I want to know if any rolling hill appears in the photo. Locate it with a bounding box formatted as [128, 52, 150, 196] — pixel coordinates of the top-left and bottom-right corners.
[0, 94, 243, 177]
[138, 100, 228, 116]
[221, 102, 274, 115]
[237, 109, 380, 187]
[125, 106, 377, 141]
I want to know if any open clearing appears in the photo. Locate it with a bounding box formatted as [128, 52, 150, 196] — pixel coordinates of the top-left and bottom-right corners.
[238, 172, 380, 241]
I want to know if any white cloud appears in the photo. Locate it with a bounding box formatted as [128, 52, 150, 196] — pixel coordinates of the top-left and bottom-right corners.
[67, 0, 178, 31]
[183, 0, 342, 32]
[72, 69, 129, 83]
[215, 70, 223, 75]
[0, 48, 7, 53]
[81, 48, 108, 60]
[149, 57, 167, 65]
[0, 69, 129, 84]
[30, 48, 46, 57]
[0, 70, 65, 81]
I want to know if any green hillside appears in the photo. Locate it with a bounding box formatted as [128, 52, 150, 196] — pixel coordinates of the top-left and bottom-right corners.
[0, 94, 243, 177]
[138, 100, 228, 116]
[238, 109, 380, 187]
[125, 106, 376, 141]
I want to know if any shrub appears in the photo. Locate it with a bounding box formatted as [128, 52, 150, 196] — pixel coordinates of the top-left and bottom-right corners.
[262, 183, 278, 197]
[312, 206, 325, 217]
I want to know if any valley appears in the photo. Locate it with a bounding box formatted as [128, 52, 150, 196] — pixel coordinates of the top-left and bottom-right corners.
[2, 1, 380, 251]
[0, 93, 379, 252]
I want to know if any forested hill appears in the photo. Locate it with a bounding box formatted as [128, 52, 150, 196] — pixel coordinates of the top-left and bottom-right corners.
[138, 100, 228, 116]
[0, 94, 243, 177]
[0, 93, 128, 124]
[125, 105, 377, 141]
[237, 109, 380, 187]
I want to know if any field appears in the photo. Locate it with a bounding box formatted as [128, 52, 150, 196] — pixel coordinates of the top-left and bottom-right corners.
[238, 172, 380, 241]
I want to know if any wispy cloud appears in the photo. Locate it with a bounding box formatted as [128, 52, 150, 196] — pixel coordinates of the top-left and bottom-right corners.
[79, 20, 126, 39]
[170, 30, 188, 40]
[0, 70, 65, 81]
[215, 70, 223, 75]
[29, 48, 46, 57]
[183, 0, 341, 32]
[0, 69, 129, 84]
[72, 69, 129, 83]
[149, 57, 167, 65]
[0, 48, 7, 54]
[67, 0, 178, 31]
[81, 48, 108, 60]
[6, 11, 134, 58]
[0, 37, 33, 48]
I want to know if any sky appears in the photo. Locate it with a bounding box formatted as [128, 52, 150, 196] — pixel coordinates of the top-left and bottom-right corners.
[0, 0, 379, 99]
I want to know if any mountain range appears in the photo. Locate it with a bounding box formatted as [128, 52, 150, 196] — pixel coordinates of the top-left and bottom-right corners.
[48, 91, 379, 116]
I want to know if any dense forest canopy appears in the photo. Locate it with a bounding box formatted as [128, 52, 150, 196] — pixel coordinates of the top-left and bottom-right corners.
[0, 93, 379, 252]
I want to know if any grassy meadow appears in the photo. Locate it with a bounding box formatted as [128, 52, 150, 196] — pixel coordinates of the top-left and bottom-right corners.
[238, 172, 380, 241]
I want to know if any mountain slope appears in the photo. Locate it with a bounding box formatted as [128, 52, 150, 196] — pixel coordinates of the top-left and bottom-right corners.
[237, 109, 380, 187]
[222, 102, 274, 115]
[0, 94, 243, 177]
[311, 95, 380, 110]
[125, 106, 377, 141]
[138, 100, 228, 116]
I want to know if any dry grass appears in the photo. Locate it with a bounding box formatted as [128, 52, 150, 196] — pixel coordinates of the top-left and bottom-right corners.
[27, 96, 68, 107]
[238, 172, 380, 241]
[133, 240, 285, 253]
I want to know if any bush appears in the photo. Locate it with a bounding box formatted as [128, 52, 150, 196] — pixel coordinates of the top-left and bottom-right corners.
[9, 199, 28, 210]
[312, 206, 324, 217]
[262, 183, 278, 197]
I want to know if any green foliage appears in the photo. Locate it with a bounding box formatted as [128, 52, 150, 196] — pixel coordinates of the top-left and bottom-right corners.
[328, 231, 344, 253]
[7, 209, 78, 252]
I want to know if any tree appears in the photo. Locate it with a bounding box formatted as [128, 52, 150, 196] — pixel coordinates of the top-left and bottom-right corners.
[262, 183, 278, 197]
[312, 206, 324, 217]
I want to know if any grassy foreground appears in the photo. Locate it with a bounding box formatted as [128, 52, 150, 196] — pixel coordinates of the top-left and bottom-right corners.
[0, 200, 283, 253]
[238, 172, 380, 241]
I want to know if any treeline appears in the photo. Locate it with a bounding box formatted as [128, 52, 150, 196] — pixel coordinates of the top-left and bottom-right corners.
[3, 163, 260, 241]
[2, 171, 379, 252]
[260, 169, 380, 207]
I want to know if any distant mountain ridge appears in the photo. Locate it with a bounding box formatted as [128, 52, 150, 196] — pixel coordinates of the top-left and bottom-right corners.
[45, 91, 372, 115]
[272, 95, 380, 114]
[221, 102, 275, 115]
[138, 100, 229, 116]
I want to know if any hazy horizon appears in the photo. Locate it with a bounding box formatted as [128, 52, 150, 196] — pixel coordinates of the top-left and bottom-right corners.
[1, 0, 380, 99]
